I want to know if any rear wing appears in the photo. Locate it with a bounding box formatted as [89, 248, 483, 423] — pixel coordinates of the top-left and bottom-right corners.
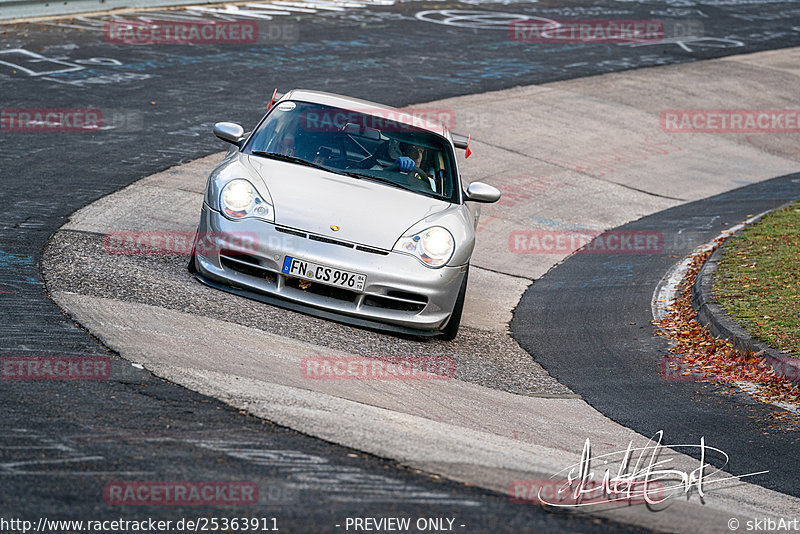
[451, 133, 469, 150]
[452, 132, 472, 158]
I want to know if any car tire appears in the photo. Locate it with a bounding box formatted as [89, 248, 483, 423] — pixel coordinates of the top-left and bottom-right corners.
[440, 266, 468, 341]
[187, 229, 198, 274]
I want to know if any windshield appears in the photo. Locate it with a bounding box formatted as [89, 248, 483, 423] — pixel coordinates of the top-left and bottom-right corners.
[244, 100, 460, 203]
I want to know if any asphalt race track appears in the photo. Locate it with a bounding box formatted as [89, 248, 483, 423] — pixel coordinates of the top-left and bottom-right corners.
[3, 0, 800, 532]
[512, 172, 800, 498]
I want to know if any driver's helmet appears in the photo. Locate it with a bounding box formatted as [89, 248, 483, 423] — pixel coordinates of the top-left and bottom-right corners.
[400, 143, 423, 168]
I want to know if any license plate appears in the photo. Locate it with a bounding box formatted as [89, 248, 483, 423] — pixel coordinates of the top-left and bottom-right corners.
[281, 256, 366, 291]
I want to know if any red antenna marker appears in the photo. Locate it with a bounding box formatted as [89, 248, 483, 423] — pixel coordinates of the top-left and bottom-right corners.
[465, 134, 472, 159]
[267, 88, 278, 111]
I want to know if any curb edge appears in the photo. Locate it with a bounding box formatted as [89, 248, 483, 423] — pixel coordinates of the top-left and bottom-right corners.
[691, 213, 800, 378]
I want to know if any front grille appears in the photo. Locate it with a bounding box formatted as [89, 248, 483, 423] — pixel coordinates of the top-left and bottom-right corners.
[356, 245, 389, 256]
[275, 226, 307, 238]
[274, 225, 390, 255]
[218, 247, 427, 314]
[309, 234, 354, 249]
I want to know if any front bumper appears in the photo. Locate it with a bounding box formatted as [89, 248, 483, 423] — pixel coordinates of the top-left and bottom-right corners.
[191, 204, 468, 333]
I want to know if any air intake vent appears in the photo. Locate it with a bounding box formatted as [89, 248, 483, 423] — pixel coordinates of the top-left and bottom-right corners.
[273, 226, 389, 255]
[356, 245, 389, 256]
[309, 235, 354, 249]
[220, 252, 275, 282]
[284, 276, 357, 302]
[386, 290, 427, 303]
[275, 227, 307, 238]
[364, 295, 425, 312]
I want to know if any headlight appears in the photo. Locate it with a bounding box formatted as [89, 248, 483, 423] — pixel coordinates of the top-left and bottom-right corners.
[393, 226, 455, 268]
[220, 179, 273, 221]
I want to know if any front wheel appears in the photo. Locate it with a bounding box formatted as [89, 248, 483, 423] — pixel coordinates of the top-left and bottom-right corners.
[187, 228, 199, 273]
[440, 267, 468, 341]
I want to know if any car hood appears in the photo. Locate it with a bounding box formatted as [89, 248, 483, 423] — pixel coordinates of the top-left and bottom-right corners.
[245, 155, 450, 250]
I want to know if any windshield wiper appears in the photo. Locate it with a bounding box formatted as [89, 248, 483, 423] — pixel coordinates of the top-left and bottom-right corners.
[349, 173, 421, 194]
[250, 151, 338, 173]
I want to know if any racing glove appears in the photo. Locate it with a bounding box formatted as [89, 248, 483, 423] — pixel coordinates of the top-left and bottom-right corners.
[395, 157, 415, 172]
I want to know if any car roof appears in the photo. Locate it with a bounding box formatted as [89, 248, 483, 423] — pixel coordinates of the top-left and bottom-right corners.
[280, 89, 453, 140]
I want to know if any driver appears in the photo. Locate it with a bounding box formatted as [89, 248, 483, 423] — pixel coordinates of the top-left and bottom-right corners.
[394, 144, 423, 173]
[394, 144, 437, 192]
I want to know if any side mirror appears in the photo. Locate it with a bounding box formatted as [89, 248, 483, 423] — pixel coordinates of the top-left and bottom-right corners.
[464, 182, 501, 203]
[213, 122, 245, 146]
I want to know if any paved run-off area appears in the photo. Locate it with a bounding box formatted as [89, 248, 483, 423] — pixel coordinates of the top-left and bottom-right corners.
[42, 46, 800, 532]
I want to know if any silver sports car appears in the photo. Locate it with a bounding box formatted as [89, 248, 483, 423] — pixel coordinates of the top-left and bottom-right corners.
[189, 89, 500, 339]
